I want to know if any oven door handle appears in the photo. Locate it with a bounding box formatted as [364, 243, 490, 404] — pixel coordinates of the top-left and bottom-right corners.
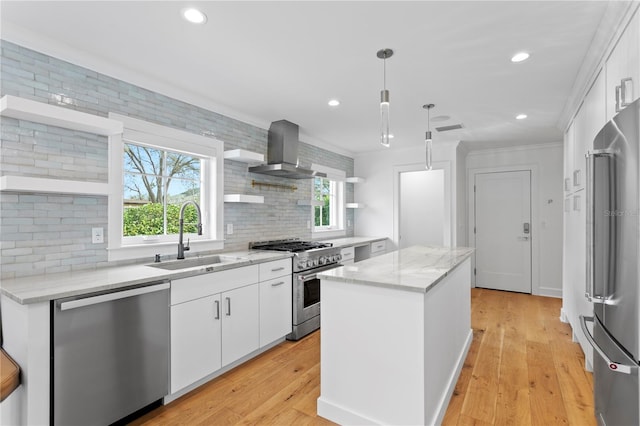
[296, 263, 343, 281]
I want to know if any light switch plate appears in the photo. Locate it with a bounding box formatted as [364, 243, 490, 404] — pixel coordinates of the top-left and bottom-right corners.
[227, 223, 233, 235]
[92, 227, 104, 244]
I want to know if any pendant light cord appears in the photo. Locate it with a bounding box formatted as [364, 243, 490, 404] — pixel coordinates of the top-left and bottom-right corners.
[383, 56, 386, 91]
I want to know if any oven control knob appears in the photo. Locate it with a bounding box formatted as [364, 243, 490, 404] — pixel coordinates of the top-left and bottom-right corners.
[336, 254, 342, 262]
[297, 260, 307, 269]
[306, 260, 314, 268]
[313, 259, 319, 267]
[319, 256, 327, 265]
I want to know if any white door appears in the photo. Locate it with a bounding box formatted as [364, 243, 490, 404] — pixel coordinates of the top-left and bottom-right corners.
[221, 284, 259, 366]
[399, 169, 445, 249]
[170, 294, 222, 394]
[474, 170, 531, 293]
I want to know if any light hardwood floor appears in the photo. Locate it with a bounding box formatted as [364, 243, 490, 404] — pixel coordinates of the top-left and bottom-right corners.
[131, 289, 594, 425]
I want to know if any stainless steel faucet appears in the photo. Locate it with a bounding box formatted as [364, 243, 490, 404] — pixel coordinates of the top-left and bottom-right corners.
[177, 200, 203, 259]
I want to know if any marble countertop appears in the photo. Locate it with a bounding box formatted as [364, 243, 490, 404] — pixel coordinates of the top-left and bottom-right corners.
[319, 236, 386, 249]
[1, 250, 292, 305]
[318, 245, 474, 293]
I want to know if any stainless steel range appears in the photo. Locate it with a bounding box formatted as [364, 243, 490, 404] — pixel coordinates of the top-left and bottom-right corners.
[249, 239, 342, 340]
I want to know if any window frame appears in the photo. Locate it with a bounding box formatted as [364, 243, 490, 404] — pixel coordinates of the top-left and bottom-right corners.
[311, 164, 346, 238]
[107, 114, 224, 261]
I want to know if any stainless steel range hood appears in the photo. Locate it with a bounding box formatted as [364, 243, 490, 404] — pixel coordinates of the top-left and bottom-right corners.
[249, 120, 326, 179]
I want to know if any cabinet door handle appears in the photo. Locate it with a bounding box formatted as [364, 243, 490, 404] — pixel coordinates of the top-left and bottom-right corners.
[214, 300, 220, 319]
[615, 85, 622, 113]
[620, 77, 633, 108]
[225, 297, 231, 316]
[271, 281, 286, 287]
[271, 267, 285, 272]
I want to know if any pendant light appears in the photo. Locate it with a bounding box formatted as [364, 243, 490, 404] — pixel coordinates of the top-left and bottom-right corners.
[423, 104, 435, 170]
[377, 48, 393, 147]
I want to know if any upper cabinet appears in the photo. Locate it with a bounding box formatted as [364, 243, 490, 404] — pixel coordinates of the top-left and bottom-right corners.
[605, 8, 640, 121]
[564, 121, 575, 193]
[572, 69, 606, 191]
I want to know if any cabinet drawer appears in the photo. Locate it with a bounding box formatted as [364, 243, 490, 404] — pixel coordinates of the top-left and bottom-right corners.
[259, 259, 292, 281]
[171, 265, 259, 305]
[340, 246, 355, 261]
[370, 240, 386, 254]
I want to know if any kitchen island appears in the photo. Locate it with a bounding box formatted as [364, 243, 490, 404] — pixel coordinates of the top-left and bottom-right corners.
[317, 245, 474, 426]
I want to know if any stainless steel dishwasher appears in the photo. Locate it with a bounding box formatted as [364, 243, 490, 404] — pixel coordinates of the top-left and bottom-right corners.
[52, 281, 170, 425]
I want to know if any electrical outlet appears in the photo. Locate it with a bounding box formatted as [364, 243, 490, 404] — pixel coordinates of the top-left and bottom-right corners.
[227, 223, 233, 235]
[92, 227, 104, 244]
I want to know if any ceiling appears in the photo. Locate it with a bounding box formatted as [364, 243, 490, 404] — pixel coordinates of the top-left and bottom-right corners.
[0, 1, 624, 156]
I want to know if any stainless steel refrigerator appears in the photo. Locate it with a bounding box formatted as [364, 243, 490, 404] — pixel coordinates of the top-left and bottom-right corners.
[581, 98, 640, 426]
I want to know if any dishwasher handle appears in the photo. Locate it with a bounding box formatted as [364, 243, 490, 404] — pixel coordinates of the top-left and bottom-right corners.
[59, 281, 170, 311]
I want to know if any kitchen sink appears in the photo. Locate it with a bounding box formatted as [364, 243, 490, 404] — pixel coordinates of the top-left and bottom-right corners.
[147, 255, 247, 270]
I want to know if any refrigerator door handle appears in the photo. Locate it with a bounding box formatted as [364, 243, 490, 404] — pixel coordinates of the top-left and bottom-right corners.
[585, 150, 615, 304]
[580, 315, 636, 375]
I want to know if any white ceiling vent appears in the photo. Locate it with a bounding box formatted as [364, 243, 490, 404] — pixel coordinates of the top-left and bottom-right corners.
[435, 124, 464, 132]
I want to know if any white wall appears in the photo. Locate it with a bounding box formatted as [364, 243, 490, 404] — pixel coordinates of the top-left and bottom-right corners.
[464, 143, 564, 297]
[354, 142, 458, 250]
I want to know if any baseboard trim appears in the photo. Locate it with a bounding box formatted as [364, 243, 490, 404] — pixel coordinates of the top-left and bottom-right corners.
[536, 286, 562, 298]
[432, 328, 474, 425]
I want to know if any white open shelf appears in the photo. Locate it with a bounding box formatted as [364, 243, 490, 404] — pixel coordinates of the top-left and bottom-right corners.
[0, 95, 123, 136]
[224, 194, 264, 204]
[223, 149, 264, 163]
[346, 203, 366, 209]
[346, 177, 366, 184]
[297, 199, 323, 207]
[0, 175, 110, 195]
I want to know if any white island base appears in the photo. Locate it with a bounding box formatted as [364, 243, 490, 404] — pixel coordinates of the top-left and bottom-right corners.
[317, 247, 473, 426]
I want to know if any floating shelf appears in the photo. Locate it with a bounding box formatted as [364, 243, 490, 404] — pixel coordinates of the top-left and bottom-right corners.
[0, 95, 123, 136]
[0, 175, 110, 195]
[224, 149, 264, 163]
[297, 200, 323, 207]
[346, 203, 366, 209]
[224, 194, 264, 204]
[346, 177, 366, 184]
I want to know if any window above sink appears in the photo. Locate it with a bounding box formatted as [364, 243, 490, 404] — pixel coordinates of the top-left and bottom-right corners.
[107, 114, 224, 261]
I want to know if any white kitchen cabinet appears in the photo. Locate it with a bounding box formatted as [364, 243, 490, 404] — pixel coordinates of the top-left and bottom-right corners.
[170, 294, 222, 394]
[259, 276, 292, 347]
[370, 240, 387, 257]
[221, 283, 260, 366]
[340, 246, 355, 265]
[259, 259, 292, 347]
[605, 8, 640, 121]
[573, 70, 606, 191]
[562, 69, 604, 372]
[564, 121, 575, 193]
[169, 265, 260, 394]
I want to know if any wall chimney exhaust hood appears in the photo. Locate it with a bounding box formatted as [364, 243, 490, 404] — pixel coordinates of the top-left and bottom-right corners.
[249, 120, 326, 179]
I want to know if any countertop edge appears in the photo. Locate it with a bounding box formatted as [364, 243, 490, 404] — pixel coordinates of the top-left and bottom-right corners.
[1, 251, 293, 305]
[318, 247, 473, 293]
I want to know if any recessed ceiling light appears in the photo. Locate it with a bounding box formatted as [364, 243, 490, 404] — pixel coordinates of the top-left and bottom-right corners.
[182, 8, 207, 24]
[328, 99, 340, 107]
[511, 52, 530, 63]
[516, 114, 527, 120]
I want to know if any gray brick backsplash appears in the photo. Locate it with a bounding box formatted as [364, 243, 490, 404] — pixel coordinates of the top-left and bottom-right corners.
[1, 40, 354, 280]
